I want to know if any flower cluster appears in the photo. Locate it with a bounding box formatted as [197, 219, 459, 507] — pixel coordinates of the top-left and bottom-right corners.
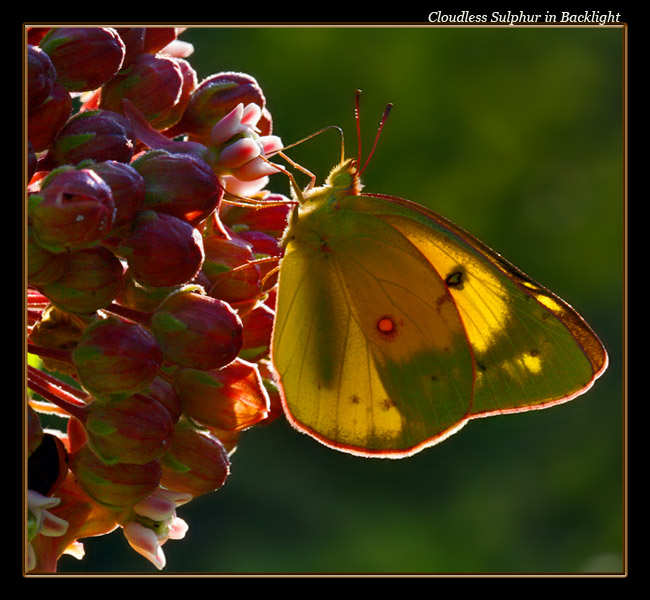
[26, 27, 291, 572]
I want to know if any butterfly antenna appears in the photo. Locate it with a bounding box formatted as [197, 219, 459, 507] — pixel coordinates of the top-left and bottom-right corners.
[354, 89, 363, 166]
[359, 101, 393, 177]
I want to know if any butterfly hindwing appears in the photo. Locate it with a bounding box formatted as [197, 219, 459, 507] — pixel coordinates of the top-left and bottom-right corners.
[273, 203, 475, 456]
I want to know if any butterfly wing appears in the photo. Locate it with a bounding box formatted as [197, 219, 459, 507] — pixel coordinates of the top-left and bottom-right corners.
[272, 191, 608, 458]
[272, 205, 476, 457]
[359, 192, 608, 418]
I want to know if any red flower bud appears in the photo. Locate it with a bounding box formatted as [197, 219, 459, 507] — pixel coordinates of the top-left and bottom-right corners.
[72, 316, 163, 398]
[173, 359, 270, 433]
[239, 302, 274, 361]
[100, 54, 185, 131]
[69, 444, 161, 508]
[169, 72, 266, 144]
[27, 44, 57, 108]
[150, 290, 242, 371]
[219, 195, 291, 239]
[131, 149, 221, 226]
[38, 246, 124, 315]
[83, 393, 175, 465]
[39, 27, 125, 92]
[27, 227, 69, 286]
[202, 233, 262, 305]
[28, 167, 115, 251]
[118, 211, 204, 288]
[28, 83, 72, 152]
[115, 271, 177, 313]
[142, 28, 178, 54]
[84, 160, 146, 236]
[142, 376, 183, 424]
[158, 422, 229, 497]
[112, 27, 146, 68]
[50, 109, 136, 166]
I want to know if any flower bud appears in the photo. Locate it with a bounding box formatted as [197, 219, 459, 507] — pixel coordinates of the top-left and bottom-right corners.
[158, 421, 229, 497]
[28, 44, 57, 108]
[142, 27, 178, 54]
[100, 53, 185, 131]
[72, 316, 163, 398]
[84, 160, 146, 236]
[28, 167, 115, 252]
[239, 302, 274, 361]
[202, 233, 262, 306]
[219, 195, 291, 239]
[131, 149, 221, 226]
[83, 393, 175, 465]
[173, 359, 270, 433]
[142, 376, 183, 424]
[27, 227, 69, 286]
[39, 27, 125, 92]
[28, 82, 72, 152]
[118, 211, 204, 288]
[169, 72, 266, 144]
[50, 109, 136, 166]
[28, 305, 93, 375]
[69, 444, 161, 508]
[112, 27, 146, 68]
[39, 246, 124, 314]
[150, 290, 242, 371]
[115, 270, 177, 313]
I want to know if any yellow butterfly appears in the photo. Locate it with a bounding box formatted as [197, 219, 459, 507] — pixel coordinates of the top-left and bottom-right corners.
[270, 96, 608, 458]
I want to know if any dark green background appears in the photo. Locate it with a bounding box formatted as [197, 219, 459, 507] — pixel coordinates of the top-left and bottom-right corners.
[59, 25, 624, 575]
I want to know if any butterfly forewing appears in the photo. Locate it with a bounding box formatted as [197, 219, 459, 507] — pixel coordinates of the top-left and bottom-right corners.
[357, 193, 608, 417]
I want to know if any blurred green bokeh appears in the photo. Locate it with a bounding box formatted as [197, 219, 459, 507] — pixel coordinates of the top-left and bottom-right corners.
[59, 25, 624, 575]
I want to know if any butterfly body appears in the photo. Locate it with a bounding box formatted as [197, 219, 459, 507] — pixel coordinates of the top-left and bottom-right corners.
[271, 157, 608, 458]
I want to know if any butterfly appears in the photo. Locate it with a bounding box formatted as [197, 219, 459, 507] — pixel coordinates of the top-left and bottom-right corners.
[270, 93, 608, 458]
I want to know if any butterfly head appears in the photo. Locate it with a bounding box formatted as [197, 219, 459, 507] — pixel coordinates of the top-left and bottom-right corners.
[325, 158, 363, 197]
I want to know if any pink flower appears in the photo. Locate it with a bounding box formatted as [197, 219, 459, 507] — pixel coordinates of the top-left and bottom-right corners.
[123, 99, 283, 198]
[121, 489, 191, 570]
[27, 491, 69, 572]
